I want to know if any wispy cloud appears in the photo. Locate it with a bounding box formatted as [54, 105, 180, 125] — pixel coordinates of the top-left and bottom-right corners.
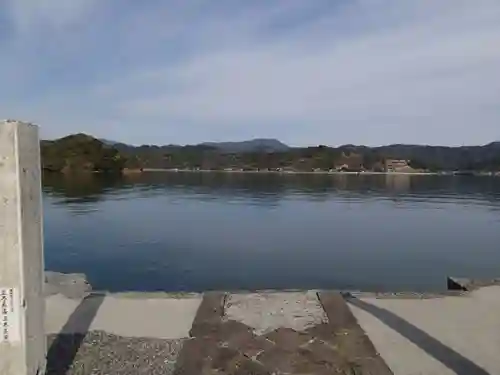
[4, 0, 96, 32]
[0, 0, 499, 146]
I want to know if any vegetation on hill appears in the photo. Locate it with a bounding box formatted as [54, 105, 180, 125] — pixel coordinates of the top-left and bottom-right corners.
[114, 142, 500, 172]
[41, 134, 126, 173]
[201, 138, 290, 153]
[40, 134, 500, 173]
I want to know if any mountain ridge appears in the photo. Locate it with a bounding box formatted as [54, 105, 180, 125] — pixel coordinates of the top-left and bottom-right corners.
[200, 138, 290, 153]
[92, 137, 500, 150]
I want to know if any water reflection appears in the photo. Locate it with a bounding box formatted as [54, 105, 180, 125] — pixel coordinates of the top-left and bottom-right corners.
[42, 172, 129, 203]
[43, 172, 500, 207]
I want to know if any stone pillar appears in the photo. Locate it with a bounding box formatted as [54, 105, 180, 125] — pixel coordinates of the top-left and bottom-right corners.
[0, 120, 45, 375]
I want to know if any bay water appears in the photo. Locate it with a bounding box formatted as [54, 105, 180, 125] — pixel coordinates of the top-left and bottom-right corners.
[43, 172, 500, 292]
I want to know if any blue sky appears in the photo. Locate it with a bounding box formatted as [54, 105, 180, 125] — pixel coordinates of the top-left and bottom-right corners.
[1, 0, 499, 146]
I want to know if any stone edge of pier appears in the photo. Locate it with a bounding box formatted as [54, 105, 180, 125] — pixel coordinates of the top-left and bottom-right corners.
[44, 271, 500, 300]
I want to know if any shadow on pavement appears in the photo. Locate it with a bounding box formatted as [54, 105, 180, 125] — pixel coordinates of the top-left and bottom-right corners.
[45, 293, 105, 375]
[346, 297, 490, 375]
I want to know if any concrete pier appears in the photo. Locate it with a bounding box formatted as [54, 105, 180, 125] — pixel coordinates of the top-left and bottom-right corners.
[0, 121, 45, 375]
[42, 276, 500, 374]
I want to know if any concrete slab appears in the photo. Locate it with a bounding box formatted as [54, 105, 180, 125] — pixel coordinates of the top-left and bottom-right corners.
[348, 285, 500, 375]
[45, 294, 82, 335]
[224, 291, 327, 335]
[91, 295, 202, 339]
[45, 293, 202, 339]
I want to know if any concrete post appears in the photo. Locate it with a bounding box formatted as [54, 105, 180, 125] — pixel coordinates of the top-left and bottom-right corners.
[0, 120, 45, 375]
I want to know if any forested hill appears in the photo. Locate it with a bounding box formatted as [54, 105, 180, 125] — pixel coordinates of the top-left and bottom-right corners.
[201, 138, 290, 153]
[41, 134, 500, 173]
[41, 134, 126, 173]
[344, 142, 500, 171]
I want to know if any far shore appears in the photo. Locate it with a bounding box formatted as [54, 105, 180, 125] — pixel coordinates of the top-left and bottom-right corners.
[132, 168, 440, 176]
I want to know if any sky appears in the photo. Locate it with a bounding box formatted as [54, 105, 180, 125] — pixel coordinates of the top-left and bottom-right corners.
[1, 0, 499, 147]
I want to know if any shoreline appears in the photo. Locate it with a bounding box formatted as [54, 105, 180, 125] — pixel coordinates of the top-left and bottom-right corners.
[137, 168, 500, 177]
[139, 168, 439, 176]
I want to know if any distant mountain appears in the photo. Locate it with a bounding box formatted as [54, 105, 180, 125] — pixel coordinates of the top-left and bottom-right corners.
[99, 138, 122, 146]
[201, 138, 290, 153]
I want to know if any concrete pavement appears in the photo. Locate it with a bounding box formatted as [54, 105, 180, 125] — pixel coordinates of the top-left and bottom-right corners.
[348, 285, 500, 375]
[43, 273, 500, 374]
[45, 293, 202, 339]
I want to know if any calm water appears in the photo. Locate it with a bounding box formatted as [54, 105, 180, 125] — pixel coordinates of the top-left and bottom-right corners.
[42, 172, 500, 293]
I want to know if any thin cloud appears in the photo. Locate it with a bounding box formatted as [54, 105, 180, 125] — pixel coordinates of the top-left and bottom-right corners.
[0, 0, 499, 146]
[3, 0, 96, 32]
